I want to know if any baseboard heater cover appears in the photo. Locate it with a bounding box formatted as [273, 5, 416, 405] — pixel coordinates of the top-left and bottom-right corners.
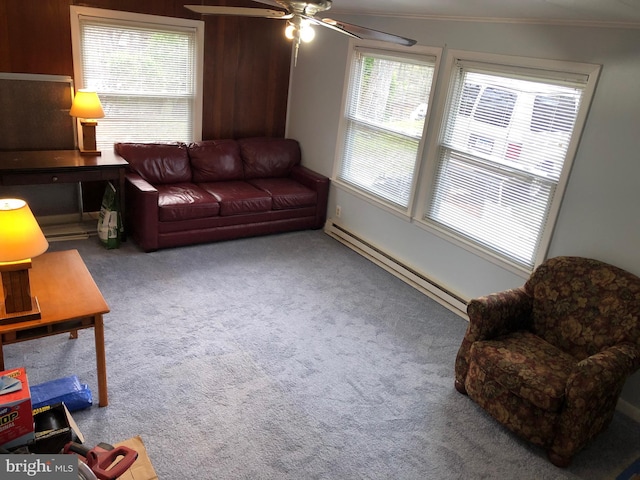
[39, 213, 98, 242]
[325, 221, 468, 318]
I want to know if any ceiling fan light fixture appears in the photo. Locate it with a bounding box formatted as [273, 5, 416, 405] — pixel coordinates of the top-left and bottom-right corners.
[300, 22, 315, 42]
[284, 17, 314, 44]
[285, 22, 296, 39]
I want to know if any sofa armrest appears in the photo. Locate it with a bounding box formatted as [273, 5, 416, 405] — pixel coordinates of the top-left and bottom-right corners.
[552, 343, 640, 458]
[125, 173, 160, 252]
[291, 165, 330, 228]
[291, 165, 328, 188]
[455, 288, 532, 386]
[126, 172, 157, 193]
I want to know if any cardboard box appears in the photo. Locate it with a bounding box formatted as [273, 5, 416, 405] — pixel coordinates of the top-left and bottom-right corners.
[31, 402, 84, 454]
[0, 367, 35, 450]
[114, 436, 159, 480]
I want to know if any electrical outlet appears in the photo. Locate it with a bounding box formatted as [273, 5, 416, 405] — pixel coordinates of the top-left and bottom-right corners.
[336, 205, 342, 218]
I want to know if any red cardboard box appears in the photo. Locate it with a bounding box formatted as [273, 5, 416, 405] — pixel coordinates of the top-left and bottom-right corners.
[0, 367, 35, 450]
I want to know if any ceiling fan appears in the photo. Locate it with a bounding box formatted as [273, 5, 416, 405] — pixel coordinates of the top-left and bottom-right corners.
[185, 1, 417, 64]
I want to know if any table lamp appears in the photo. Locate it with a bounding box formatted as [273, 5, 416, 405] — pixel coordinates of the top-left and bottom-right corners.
[0, 199, 49, 324]
[70, 89, 105, 155]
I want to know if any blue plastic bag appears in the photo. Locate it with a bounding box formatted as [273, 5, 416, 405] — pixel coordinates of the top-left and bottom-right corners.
[30, 375, 92, 412]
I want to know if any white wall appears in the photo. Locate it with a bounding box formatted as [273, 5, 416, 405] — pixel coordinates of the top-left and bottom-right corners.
[286, 17, 640, 412]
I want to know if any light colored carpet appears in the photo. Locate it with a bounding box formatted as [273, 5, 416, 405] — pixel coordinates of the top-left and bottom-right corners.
[5, 230, 640, 479]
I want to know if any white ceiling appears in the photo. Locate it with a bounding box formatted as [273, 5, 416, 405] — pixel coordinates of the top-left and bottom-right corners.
[323, 0, 640, 27]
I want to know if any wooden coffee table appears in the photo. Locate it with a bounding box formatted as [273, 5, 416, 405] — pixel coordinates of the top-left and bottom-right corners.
[0, 250, 110, 407]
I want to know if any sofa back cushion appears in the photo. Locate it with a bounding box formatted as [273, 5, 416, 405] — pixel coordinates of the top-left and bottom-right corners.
[116, 142, 191, 185]
[188, 140, 244, 182]
[239, 137, 301, 179]
[524, 256, 640, 360]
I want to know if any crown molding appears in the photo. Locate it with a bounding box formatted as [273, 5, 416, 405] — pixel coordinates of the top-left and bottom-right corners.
[327, 10, 640, 30]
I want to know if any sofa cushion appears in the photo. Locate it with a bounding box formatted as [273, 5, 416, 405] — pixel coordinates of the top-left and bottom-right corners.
[188, 140, 244, 182]
[247, 178, 317, 210]
[157, 183, 220, 222]
[199, 181, 272, 216]
[470, 330, 576, 412]
[116, 142, 191, 185]
[239, 138, 301, 179]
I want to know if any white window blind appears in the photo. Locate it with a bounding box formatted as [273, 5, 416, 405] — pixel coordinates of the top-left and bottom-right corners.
[338, 49, 435, 209]
[426, 62, 588, 268]
[77, 15, 198, 150]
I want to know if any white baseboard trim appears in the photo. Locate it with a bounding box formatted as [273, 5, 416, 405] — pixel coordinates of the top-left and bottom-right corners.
[38, 212, 99, 242]
[324, 220, 468, 318]
[617, 397, 640, 423]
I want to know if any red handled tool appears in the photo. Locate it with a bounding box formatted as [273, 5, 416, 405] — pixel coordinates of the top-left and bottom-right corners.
[64, 441, 138, 480]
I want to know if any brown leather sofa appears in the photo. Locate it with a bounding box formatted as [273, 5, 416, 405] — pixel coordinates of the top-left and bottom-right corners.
[115, 137, 329, 252]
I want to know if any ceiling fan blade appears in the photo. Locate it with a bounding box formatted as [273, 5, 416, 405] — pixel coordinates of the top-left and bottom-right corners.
[184, 5, 291, 19]
[320, 18, 417, 46]
[304, 15, 358, 39]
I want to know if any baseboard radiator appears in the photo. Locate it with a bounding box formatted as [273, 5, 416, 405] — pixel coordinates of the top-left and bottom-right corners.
[324, 220, 468, 318]
[39, 212, 98, 242]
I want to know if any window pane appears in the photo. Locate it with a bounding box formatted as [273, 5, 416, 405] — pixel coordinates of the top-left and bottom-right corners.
[338, 51, 435, 209]
[531, 94, 577, 133]
[458, 83, 481, 117]
[341, 123, 419, 207]
[428, 66, 586, 268]
[97, 94, 192, 143]
[78, 16, 197, 149]
[81, 24, 195, 95]
[430, 154, 553, 265]
[444, 72, 581, 176]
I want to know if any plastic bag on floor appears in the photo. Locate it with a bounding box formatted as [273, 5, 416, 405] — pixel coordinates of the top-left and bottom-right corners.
[31, 375, 93, 412]
[97, 181, 122, 249]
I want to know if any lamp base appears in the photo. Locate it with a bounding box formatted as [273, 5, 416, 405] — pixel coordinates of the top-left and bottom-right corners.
[79, 149, 102, 156]
[0, 296, 41, 325]
[79, 121, 101, 155]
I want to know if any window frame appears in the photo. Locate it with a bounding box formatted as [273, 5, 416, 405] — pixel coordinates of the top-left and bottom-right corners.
[414, 50, 601, 274]
[333, 39, 442, 219]
[69, 6, 204, 148]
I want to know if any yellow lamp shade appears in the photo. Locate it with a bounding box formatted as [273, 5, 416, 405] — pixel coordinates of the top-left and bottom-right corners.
[0, 199, 49, 263]
[69, 89, 105, 120]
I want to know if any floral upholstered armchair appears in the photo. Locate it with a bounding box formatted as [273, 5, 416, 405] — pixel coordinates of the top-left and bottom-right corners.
[454, 256, 640, 467]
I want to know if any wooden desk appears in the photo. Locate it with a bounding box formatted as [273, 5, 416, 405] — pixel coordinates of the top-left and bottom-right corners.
[0, 149, 128, 230]
[0, 250, 110, 407]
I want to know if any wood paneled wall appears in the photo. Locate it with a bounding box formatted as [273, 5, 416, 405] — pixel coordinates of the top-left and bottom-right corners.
[0, 0, 291, 139]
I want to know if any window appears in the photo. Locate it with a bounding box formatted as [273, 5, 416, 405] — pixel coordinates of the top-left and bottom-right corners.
[423, 56, 599, 270]
[70, 6, 203, 150]
[336, 44, 438, 210]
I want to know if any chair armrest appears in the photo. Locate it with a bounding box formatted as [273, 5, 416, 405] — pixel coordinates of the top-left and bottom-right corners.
[566, 343, 640, 400]
[125, 173, 159, 252]
[466, 287, 533, 340]
[455, 288, 532, 386]
[291, 165, 330, 228]
[552, 343, 640, 458]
